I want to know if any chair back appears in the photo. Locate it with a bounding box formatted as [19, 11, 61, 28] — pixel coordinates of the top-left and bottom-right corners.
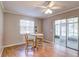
[25, 33, 28, 42]
[25, 33, 35, 49]
[28, 34, 35, 40]
[35, 34, 44, 48]
[36, 34, 44, 39]
[25, 33, 35, 41]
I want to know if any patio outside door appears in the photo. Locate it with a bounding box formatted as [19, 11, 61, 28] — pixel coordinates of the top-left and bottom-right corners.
[54, 17, 79, 50]
[54, 19, 66, 46]
[67, 17, 78, 50]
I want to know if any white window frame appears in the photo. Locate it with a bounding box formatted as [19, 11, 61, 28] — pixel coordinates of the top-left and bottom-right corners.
[20, 20, 35, 34]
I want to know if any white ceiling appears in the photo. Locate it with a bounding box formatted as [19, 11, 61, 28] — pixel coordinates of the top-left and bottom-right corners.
[3, 1, 79, 18]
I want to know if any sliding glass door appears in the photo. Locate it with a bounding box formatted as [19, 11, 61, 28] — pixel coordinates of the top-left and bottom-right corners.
[55, 19, 66, 46]
[54, 17, 79, 50]
[55, 20, 61, 45]
[60, 20, 66, 46]
[67, 17, 78, 50]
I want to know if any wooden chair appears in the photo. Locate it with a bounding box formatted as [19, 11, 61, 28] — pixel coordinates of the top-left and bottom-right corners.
[35, 34, 44, 49]
[25, 33, 35, 49]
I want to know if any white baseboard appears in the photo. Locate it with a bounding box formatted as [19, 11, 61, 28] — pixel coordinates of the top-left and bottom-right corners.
[0, 47, 4, 57]
[4, 42, 25, 48]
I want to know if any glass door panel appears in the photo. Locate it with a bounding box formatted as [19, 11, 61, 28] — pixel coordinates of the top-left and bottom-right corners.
[60, 20, 66, 46]
[54, 17, 79, 50]
[67, 17, 78, 50]
[55, 21, 61, 45]
[55, 19, 66, 46]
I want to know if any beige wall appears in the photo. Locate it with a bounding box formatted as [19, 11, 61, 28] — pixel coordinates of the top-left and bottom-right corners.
[4, 13, 43, 46]
[43, 9, 79, 42]
[0, 3, 4, 56]
[43, 19, 53, 42]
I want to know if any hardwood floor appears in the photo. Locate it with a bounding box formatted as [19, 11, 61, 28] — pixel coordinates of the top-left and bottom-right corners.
[2, 42, 78, 57]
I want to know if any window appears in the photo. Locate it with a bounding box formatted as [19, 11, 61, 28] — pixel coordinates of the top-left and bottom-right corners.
[20, 20, 35, 34]
[67, 17, 78, 38]
[55, 20, 61, 36]
[55, 19, 66, 37]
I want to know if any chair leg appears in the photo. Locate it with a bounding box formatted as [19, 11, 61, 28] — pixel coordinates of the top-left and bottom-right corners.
[33, 41, 34, 48]
[26, 42, 28, 50]
[25, 43, 28, 50]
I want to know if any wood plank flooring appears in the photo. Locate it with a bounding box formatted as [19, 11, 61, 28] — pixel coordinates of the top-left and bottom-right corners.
[2, 42, 79, 57]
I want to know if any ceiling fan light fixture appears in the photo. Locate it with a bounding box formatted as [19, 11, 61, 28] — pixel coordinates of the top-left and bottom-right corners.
[45, 9, 52, 14]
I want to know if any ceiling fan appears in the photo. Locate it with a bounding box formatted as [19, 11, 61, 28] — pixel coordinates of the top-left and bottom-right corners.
[31, 1, 62, 14]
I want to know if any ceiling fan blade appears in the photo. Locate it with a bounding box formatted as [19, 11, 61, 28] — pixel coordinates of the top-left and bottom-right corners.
[47, 1, 55, 7]
[51, 6, 62, 9]
[24, 4, 47, 9]
[41, 9, 46, 12]
[31, 5, 47, 9]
